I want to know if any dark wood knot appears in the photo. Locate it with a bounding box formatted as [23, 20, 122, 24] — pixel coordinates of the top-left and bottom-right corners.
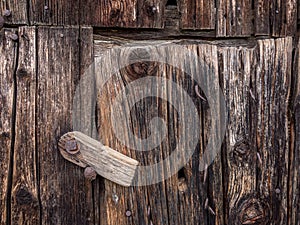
[230, 138, 254, 166]
[120, 48, 158, 80]
[15, 186, 34, 206]
[230, 195, 270, 225]
[17, 68, 29, 78]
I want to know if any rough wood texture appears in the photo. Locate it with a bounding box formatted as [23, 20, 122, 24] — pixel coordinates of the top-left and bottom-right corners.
[179, 0, 215, 30]
[290, 38, 300, 225]
[0, 0, 27, 24]
[0, 28, 17, 225]
[217, 0, 253, 37]
[36, 27, 93, 224]
[255, 0, 297, 36]
[58, 131, 139, 186]
[10, 27, 40, 225]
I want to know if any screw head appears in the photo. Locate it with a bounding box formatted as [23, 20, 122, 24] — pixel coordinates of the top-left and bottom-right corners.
[125, 210, 132, 217]
[3, 9, 11, 17]
[10, 34, 19, 41]
[84, 167, 97, 181]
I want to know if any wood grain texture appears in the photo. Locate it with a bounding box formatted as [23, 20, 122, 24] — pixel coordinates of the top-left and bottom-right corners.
[290, 38, 300, 225]
[216, 0, 253, 37]
[80, 0, 164, 28]
[0, 28, 17, 225]
[179, 0, 215, 29]
[10, 27, 40, 225]
[29, 0, 80, 25]
[255, 0, 297, 36]
[36, 27, 93, 224]
[0, 0, 27, 24]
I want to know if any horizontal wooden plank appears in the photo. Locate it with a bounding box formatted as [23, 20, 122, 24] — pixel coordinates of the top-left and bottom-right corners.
[217, 0, 253, 37]
[179, 0, 215, 30]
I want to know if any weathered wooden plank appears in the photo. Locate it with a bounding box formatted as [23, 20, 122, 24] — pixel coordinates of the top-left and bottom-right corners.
[0, 1, 27, 24]
[36, 27, 93, 224]
[80, 0, 164, 28]
[271, 0, 297, 37]
[255, 0, 297, 36]
[0, 28, 17, 225]
[218, 45, 258, 224]
[217, 0, 253, 37]
[179, 0, 215, 30]
[29, 0, 80, 25]
[10, 27, 41, 225]
[93, 38, 226, 225]
[255, 38, 292, 224]
[290, 38, 300, 225]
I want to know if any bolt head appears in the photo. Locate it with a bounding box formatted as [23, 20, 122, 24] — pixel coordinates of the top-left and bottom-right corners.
[125, 210, 132, 217]
[84, 167, 97, 181]
[3, 9, 11, 17]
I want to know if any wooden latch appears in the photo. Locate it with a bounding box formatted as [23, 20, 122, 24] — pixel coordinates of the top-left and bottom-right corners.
[58, 131, 139, 187]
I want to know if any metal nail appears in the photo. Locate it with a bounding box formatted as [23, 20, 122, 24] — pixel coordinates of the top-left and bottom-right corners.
[256, 152, 262, 165]
[208, 206, 216, 215]
[204, 198, 209, 209]
[203, 164, 208, 183]
[250, 89, 256, 101]
[125, 210, 132, 217]
[147, 205, 151, 216]
[276, 10, 279, 14]
[84, 167, 97, 181]
[65, 139, 79, 154]
[195, 85, 207, 102]
[10, 34, 18, 41]
[237, 7, 241, 11]
[3, 9, 11, 17]
[60, 33, 64, 38]
[44, 5, 49, 10]
[275, 188, 281, 194]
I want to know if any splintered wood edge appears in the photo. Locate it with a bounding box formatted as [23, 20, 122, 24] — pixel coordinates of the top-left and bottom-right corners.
[59, 131, 139, 187]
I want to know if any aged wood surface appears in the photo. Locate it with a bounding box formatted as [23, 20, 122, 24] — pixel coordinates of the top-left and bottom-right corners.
[291, 38, 300, 225]
[216, 0, 253, 37]
[0, 28, 17, 225]
[0, 1, 27, 24]
[179, 0, 215, 30]
[36, 27, 93, 224]
[10, 27, 40, 225]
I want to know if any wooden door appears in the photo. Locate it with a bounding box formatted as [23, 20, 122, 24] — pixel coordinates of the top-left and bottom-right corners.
[0, 0, 299, 225]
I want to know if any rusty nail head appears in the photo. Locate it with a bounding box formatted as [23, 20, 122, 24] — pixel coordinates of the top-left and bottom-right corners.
[84, 167, 97, 181]
[3, 9, 11, 17]
[275, 188, 281, 194]
[125, 210, 132, 217]
[10, 34, 19, 41]
[65, 139, 78, 154]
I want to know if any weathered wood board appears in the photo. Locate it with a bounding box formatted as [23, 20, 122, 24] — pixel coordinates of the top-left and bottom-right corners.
[0, 28, 17, 225]
[0, 1, 27, 24]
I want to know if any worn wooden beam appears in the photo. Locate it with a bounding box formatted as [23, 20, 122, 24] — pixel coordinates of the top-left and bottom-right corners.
[0, 1, 27, 24]
[10, 27, 41, 225]
[36, 27, 93, 224]
[179, 0, 215, 30]
[0, 28, 17, 225]
[217, 0, 253, 37]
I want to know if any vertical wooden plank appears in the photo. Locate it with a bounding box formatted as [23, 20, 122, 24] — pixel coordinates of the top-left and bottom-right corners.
[255, 38, 292, 224]
[36, 27, 92, 224]
[217, 0, 253, 37]
[271, 0, 297, 37]
[29, 0, 80, 25]
[10, 27, 41, 225]
[179, 0, 215, 30]
[0, 29, 17, 225]
[219, 45, 258, 224]
[290, 38, 300, 225]
[255, 0, 270, 36]
[0, 0, 27, 24]
[80, 0, 164, 28]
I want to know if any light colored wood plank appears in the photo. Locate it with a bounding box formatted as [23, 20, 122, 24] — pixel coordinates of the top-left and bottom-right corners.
[0, 28, 17, 225]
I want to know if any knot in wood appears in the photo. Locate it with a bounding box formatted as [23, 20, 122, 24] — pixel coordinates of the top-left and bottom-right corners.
[15, 186, 34, 206]
[230, 138, 253, 166]
[17, 68, 29, 78]
[230, 196, 270, 225]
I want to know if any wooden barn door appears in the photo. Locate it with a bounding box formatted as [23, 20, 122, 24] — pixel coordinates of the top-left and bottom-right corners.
[0, 0, 299, 225]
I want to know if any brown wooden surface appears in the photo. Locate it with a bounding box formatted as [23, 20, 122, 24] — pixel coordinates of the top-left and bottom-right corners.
[179, 0, 215, 30]
[216, 0, 253, 37]
[0, 28, 17, 225]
